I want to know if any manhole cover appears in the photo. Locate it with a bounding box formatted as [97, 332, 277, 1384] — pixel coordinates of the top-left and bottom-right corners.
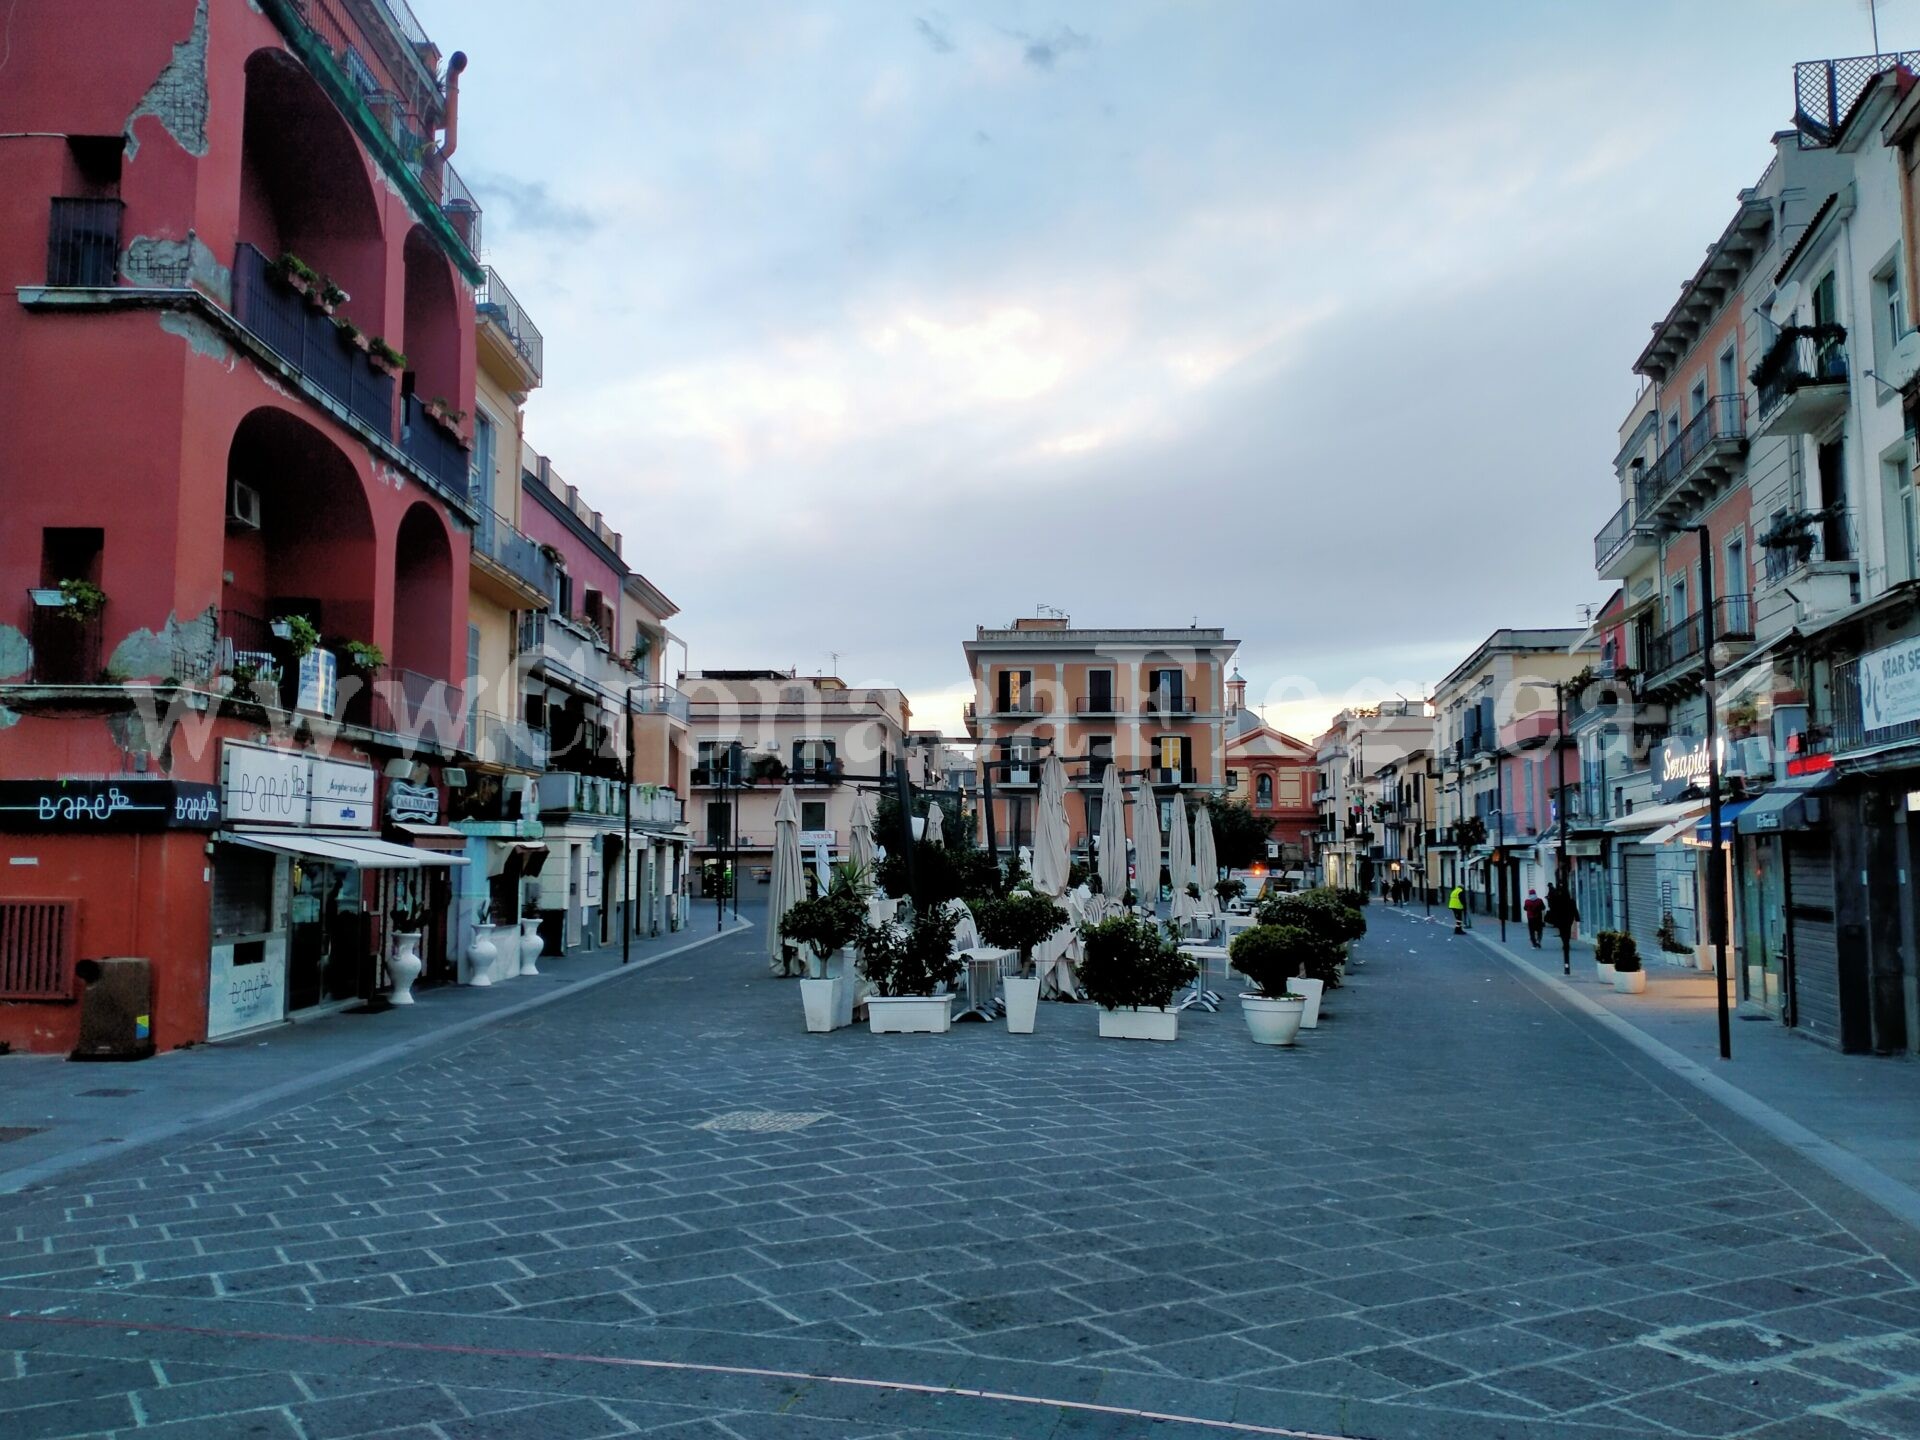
[79, 1088, 138, 1097]
[697, 1110, 827, 1134]
[0, 1127, 47, 1144]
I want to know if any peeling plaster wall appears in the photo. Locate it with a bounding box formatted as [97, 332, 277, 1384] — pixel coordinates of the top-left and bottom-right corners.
[125, 233, 230, 303]
[0, 627, 31, 681]
[125, 0, 211, 159]
[159, 309, 235, 366]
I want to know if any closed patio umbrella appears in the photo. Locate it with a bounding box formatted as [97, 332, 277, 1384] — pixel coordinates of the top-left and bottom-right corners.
[848, 789, 877, 878]
[1032, 754, 1071, 896]
[923, 800, 946, 848]
[1097, 762, 1128, 917]
[1169, 792, 1198, 926]
[1132, 778, 1161, 914]
[767, 785, 804, 976]
[1193, 801, 1220, 925]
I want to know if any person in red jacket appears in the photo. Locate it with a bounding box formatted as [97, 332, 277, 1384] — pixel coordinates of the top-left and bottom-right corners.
[1523, 888, 1546, 949]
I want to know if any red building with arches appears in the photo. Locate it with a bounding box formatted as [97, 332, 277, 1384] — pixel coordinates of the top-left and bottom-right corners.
[0, 0, 487, 1052]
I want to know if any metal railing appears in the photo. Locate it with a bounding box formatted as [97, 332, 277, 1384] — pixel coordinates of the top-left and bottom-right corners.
[1753, 324, 1848, 419]
[46, 198, 121, 286]
[1646, 596, 1754, 677]
[471, 710, 547, 770]
[1762, 506, 1858, 581]
[629, 683, 690, 723]
[1074, 695, 1123, 714]
[470, 502, 554, 595]
[990, 698, 1047, 715]
[1832, 651, 1920, 751]
[25, 604, 100, 685]
[1795, 53, 1920, 147]
[1637, 395, 1746, 516]
[1141, 695, 1197, 715]
[1593, 496, 1656, 572]
[1150, 766, 1197, 785]
[402, 393, 469, 493]
[232, 244, 395, 435]
[476, 266, 543, 381]
[438, 161, 482, 259]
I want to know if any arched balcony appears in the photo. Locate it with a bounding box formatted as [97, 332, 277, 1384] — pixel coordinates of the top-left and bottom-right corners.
[387, 502, 462, 748]
[399, 226, 469, 492]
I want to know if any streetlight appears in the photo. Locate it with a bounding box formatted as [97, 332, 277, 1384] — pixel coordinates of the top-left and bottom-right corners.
[1554, 679, 1571, 974]
[1687, 523, 1733, 1062]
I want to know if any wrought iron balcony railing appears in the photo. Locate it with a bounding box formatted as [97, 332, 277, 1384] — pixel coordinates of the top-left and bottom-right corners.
[470, 502, 554, 596]
[477, 266, 543, 382]
[1636, 395, 1747, 517]
[1753, 324, 1848, 420]
[1646, 596, 1755, 678]
[401, 392, 469, 494]
[232, 243, 396, 437]
[46, 198, 121, 287]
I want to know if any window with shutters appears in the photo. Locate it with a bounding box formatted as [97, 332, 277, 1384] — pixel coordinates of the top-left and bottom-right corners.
[0, 901, 77, 1000]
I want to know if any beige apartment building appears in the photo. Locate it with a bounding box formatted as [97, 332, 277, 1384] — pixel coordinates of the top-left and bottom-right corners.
[685, 672, 912, 876]
[962, 617, 1239, 864]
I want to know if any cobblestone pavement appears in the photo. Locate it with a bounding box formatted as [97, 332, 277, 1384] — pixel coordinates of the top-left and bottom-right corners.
[4, 905, 1920, 1439]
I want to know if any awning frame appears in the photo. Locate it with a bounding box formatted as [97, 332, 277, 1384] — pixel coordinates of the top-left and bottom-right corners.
[226, 829, 468, 868]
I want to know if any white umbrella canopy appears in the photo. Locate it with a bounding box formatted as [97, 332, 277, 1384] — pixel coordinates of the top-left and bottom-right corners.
[848, 789, 877, 878]
[1193, 802, 1220, 921]
[1097, 763, 1128, 913]
[1132, 779, 1161, 912]
[1031, 754, 1072, 896]
[923, 800, 946, 848]
[766, 785, 805, 973]
[1169, 792, 1198, 923]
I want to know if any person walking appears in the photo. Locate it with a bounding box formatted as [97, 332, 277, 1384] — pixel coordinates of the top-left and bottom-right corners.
[1448, 884, 1467, 934]
[1523, 888, 1546, 948]
[1547, 882, 1580, 975]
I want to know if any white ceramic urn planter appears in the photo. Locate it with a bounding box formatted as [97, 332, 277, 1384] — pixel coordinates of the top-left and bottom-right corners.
[1285, 976, 1325, 1028]
[1241, 993, 1307, 1047]
[866, 994, 955, 1034]
[518, 918, 543, 975]
[387, 932, 424, 1005]
[465, 924, 498, 987]
[1003, 974, 1041, 1034]
[800, 977, 841, 1033]
[1614, 968, 1647, 995]
[834, 947, 858, 1029]
[1097, 1005, 1179, 1041]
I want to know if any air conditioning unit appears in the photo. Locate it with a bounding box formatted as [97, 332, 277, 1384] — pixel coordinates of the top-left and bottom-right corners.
[227, 480, 262, 531]
[1908, 429, 1920, 473]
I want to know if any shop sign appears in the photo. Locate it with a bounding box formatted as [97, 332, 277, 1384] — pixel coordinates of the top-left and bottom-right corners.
[222, 743, 309, 825]
[1856, 636, 1920, 737]
[801, 829, 837, 848]
[1655, 734, 1763, 802]
[386, 780, 440, 825]
[309, 759, 376, 829]
[295, 648, 337, 715]
[0, 779, 220, 832]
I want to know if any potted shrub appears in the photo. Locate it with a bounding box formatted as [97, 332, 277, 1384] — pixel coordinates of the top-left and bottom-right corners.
[388, 899, 427, 1005]
[274, 251, 319, 296]
[317, 278, 349, 315]
[1227, 924, 1318, 1045]
[270, 614, 319, 658]
[975, 890, 1067, 1034]
[1613, 933, 1646, 994]
[1255, 889, 1359, 988]
[781, 866, 869, 1033]
[1594, 930, 1618, 986]
[1215, 877, 1247, 910]
[856, 903, 961, 1033]
[368, 337, 407, 376]
[342, 640, 384, 677]
[1078, 914, 1197, 1041]
[56, 579, 107, 624]
[335, 317, 372, 354]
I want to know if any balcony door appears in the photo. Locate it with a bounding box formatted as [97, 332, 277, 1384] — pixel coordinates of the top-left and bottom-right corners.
[1149, 668, 1184, 712]
[1817, 440, 1851, 560]
[1154, 734, 1190, 780]
[1087, 668, 1113, 713]
[997, 668, 1032, 713]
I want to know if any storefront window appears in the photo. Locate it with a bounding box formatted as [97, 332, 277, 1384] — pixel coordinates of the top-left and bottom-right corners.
[288, 861, 365, 1010]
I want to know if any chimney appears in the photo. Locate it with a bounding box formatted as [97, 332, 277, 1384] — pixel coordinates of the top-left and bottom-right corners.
[438, 52, 468, 162]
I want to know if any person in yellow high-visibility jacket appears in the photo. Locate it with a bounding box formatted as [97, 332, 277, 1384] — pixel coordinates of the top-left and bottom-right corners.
[1448, 885, 1467, 934]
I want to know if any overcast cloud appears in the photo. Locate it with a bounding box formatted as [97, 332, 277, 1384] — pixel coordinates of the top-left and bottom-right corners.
[417, 0, 1892, 739]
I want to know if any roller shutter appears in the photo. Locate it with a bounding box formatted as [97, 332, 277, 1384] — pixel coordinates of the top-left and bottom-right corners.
[1787, 838, 1840, 1045]
[1622, 846, 1663, 959]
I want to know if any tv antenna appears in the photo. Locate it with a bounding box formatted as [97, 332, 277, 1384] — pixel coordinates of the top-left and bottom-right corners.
[1868, 0, 1884, 55]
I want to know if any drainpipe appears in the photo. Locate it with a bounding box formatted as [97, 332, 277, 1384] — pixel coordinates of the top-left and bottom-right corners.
[438, 52, 468, 162]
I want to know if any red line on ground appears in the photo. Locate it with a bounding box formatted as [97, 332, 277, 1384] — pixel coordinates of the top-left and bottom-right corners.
[2, 1311, 1368, 1439]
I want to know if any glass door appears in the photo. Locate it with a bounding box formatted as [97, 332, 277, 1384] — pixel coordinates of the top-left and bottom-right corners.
[287, 861, 365, 1011]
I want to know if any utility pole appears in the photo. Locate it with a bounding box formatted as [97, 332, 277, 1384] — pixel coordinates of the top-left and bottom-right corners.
[1556, 681, 1571, 974]
[622, 688, 634, 965]
[1689, 524, 1733, 1061]
[1495, 754, 1507, 944]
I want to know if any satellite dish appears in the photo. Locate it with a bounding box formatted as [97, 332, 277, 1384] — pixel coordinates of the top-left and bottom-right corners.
[1770, 281, 1802, 327]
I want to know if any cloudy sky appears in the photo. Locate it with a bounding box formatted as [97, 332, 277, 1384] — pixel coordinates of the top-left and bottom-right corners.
[417, 0, 1896, 738]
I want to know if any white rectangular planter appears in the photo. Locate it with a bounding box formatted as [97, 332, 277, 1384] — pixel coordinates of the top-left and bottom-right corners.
[1097, 1005, 1179, 1041]
[1003, 974, 1040, 1034]
[866, 993, 955, 1034]
[1285, 976, 1324, 1028]
[800, 977, 842, 1033]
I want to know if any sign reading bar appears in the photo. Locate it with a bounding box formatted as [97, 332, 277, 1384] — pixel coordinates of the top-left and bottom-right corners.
[0, 779, 220, 832]
[1856, 636, 1920, 737]
[221, 742, 375, 829]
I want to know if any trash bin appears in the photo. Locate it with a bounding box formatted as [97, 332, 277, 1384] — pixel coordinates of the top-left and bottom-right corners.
[71, 957, 155, 1061]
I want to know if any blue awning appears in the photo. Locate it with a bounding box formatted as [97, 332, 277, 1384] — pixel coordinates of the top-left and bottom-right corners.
[1735, 771, 1836, 835]
[1693, 800, 1752, 845]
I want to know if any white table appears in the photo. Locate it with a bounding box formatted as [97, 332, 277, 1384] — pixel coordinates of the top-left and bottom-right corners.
[1221, 913, 1260, 942]
[1176, 944, 1232, 1011]
[956, 946, 1016, 1020]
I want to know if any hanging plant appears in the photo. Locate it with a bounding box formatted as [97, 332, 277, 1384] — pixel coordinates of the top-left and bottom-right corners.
[56, 579, 106, 622]
[271, 614, 320, 659]
[342, 640, 385, 674]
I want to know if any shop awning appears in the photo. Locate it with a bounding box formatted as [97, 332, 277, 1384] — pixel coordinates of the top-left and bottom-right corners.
[496, 841, 551, 878]
[1690, 799, 1753, 845]
[228, 831, 468, 868]
[1736, 773, 1836, 835]
[1604, 798, 1707, 834]
[1643, 814, 1703, 846]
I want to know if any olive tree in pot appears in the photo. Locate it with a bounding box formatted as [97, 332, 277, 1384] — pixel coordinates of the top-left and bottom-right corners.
[1611, 932, 1646, 994]
[857, 903, 962, 1033]
[781, 873, 868, 1032]
[1078, 914, 1198, 1041]
[1226, 924, 1319, 1045]
[975, 890, 1066, 1034]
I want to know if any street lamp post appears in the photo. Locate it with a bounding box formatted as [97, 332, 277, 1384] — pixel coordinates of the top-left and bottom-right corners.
[1556, 680, 1571, 975]
[1494, 753, 1507, 944]
[1688, 524, 1733, 1062]
[623, 687, 635, 966]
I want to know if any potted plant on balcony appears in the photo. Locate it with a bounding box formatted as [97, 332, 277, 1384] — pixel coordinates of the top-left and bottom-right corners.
[1078, 914, 1197, 1041]
[273, 251, 319, 297]
[1227, 925, 1315, 1046]
[1612, 932, 1646, 994]
[1759, 511, 1819, 564]
[975, 889, 1067, 1034]
[368, 337, 407, 377]
[748, 753, 787, 786]
[334, 317, 371, 354]
[782, 866, 869, 1032]
[270, 614, 318, 658]
[342, 640, 384, 678]
[317, 278, 349, 316]
[856, 902, 962, 1034]
[388, 899, 427, 1005]
[56, 579, 106, 624]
